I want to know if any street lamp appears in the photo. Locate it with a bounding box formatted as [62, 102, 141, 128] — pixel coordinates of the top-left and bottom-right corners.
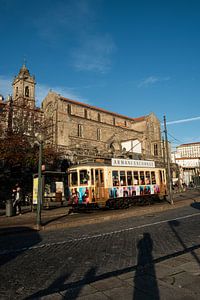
[36, 133, 43, 229]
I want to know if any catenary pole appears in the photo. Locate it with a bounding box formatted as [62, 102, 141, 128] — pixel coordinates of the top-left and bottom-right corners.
[163, 115, 173, 205]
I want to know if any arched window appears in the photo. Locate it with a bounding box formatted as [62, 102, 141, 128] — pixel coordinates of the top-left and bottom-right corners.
[25, 86, 29, 97]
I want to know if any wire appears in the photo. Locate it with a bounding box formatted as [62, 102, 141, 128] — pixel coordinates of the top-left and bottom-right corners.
[167, 132, 184, 144]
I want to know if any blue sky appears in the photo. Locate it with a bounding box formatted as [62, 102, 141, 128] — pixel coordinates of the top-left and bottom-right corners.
[1, 0, 200, 150]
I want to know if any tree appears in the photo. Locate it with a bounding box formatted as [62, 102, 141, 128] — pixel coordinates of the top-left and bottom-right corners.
[0, 98, 63, 202]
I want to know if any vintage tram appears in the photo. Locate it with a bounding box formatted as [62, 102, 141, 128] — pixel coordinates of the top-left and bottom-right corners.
[67, 158, 167, 209]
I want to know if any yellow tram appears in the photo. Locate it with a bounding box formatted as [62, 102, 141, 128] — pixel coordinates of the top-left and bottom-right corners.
[68, 158, 167, 209]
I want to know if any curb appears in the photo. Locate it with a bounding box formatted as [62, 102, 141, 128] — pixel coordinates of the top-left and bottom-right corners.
[39, 198, 196, 231]
[0, 198, 198, 235]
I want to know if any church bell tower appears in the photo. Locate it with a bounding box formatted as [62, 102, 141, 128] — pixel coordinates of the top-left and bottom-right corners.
[12, 63, 36, 109]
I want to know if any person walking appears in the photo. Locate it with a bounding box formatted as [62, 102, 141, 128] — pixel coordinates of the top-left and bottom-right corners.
[12, 184, 22, 215]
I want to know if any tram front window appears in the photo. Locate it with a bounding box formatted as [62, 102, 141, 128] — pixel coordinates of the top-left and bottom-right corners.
[80, 169, 89, 185]
[100, 169, 104, 185]
[71, 171, 78, 186]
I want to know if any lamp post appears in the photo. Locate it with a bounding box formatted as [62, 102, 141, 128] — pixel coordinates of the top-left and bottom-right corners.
[36, 134, 43, 229]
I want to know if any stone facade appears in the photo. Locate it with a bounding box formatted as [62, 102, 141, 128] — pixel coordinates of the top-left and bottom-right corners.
[0, 65, 164, 166]
[12, 64, 36, 109]
[42, 92, 163, 164]
[0, 65, 43, 138]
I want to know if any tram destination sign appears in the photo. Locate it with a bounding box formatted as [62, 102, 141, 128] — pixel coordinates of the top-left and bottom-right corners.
[111, 158, 155, 168]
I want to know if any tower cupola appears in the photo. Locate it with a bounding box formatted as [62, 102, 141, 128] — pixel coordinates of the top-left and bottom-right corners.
[12, 63, 36, 109]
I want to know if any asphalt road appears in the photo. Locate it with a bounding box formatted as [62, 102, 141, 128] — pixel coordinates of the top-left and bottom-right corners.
[0, 203, 200, 299]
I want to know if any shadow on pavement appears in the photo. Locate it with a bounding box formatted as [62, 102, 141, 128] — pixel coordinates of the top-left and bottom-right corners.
[0, 227, 41, 267]
[42, 213, 70, 226]
[25, 267, 97, 300]
[23, 242, 200, 300]
[191, 201, 200, 210]
[133, 232, 160, 299]
[168, 220, 200, 266]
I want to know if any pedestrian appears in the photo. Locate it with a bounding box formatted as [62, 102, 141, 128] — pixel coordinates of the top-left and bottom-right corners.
[12, 184, 22, 215]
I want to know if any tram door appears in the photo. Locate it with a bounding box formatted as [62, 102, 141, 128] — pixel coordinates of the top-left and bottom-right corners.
[94, 169, 105, 203]
[158, 170, 166, 194]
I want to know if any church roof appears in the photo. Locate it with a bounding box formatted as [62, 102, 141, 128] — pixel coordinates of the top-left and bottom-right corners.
[18, 64, 30, 77]
[59, 94, 146, 122]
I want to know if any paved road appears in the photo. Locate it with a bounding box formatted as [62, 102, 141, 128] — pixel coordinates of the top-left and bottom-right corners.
[0, 204, 200, 299]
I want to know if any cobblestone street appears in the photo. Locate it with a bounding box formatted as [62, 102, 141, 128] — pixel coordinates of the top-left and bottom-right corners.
[0, 203, 200, 299]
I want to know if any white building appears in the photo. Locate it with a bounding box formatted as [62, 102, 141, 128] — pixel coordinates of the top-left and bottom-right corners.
[172, 142, 200, 186]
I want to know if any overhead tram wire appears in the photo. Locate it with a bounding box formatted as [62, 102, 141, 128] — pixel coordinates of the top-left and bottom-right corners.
[167, 132, 184, 144]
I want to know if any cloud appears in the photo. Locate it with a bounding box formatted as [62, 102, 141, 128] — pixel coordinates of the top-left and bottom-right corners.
[32, 0, 116, 73]
[33, 0, 96, 39]
[36, 83, 87, 105]
[166, 116, 200, 125]
[138, 76, 170, 88]
[72, 34, 116, 73]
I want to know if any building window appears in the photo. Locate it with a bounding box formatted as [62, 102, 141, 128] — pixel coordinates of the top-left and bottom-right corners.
[16, 87, 18, 96]
[124, 120, 127, 127]
[98, 113, 101, 122]
[97, 128, 101, 141]
[154, 143, 158, 156]
[68, 104, 71, 114]
[25, 86, 29, 97]
[84, 109, 88, 118]
[113, 117, 115, 125]
[78, 124, 83, 137]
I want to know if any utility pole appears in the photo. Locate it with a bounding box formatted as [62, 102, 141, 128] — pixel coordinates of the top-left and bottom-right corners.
[162, 137, 166, 166]
[163, 115, 173, 205]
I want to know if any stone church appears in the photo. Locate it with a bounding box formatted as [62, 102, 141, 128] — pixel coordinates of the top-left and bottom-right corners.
[1, 65, 164, 165]
[0, 64, 43, 139]
[42, 91, 163, 164]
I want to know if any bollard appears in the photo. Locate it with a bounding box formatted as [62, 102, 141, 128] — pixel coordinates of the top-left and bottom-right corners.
[6, 199, 14, 217]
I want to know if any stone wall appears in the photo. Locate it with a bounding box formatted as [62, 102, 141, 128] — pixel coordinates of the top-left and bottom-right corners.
[42, 92, 162, 163]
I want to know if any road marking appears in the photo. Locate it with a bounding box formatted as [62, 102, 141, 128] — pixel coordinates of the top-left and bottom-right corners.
[1, 212, 200, 255]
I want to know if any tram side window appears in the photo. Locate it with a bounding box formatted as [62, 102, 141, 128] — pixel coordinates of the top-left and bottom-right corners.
[133, 171, 139, 185]
[127, 171, 133, 185]
[151, 171, 156, 184]
[80, 169, 88, 185]
[145, 171, 150, 184]
[71, 171, 78, 186]
[140, 171, 145, 185]
[120, 171, 126, 186]
[112, 171, 119, 186]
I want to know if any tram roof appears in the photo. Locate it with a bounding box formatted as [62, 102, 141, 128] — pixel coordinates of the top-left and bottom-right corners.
[68, 158, 165, 169]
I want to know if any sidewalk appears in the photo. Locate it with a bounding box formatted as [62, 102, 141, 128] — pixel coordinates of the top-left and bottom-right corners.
[40, 249, 200, 300]
[0, 190, 200, 235]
